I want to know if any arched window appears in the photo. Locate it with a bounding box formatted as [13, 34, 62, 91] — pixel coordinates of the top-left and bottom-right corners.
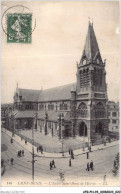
[94, 102, 105, 118]
[78, 102, 88, 118]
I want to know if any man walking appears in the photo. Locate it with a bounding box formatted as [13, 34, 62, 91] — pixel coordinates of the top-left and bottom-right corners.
[87, 152, 89, 159]
[69, 159, 71, 167]
[68, 148, 71, 155]
[71, 149, 74, 159]
[22, 150, 24, 156]
[87, 162, 90, 171]
[11, 158, 14, 165]
[90, 160, 94, 171]
[50, 161, 52, 170]
[52, 159, 56, 168]
[19, 150, 21, 157]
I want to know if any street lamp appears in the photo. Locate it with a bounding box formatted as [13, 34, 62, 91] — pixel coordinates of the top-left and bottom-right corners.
[11, 112, 15, 136]
[71, 121, 74, 137]
[58, 113, 64, 156]
[44, 112, 48, 135]
[35, 112, 38, 131]
[83, 123, 85, 151]
[30, 112, 38, 181]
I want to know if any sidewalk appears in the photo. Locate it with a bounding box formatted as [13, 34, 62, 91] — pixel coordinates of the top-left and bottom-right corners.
[2, 129, 119, 159]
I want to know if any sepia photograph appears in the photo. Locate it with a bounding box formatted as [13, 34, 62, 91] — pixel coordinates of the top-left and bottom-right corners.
[1, 0, 120, 189]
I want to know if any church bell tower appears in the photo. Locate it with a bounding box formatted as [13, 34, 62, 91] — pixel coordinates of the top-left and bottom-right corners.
[76, 22, 109, 141]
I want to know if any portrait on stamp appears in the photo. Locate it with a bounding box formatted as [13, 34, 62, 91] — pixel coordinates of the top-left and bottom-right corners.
[7, 13, 32, 43]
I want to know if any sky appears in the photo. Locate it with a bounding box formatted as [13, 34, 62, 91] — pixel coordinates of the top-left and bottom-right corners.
[1, 1, 120, 103]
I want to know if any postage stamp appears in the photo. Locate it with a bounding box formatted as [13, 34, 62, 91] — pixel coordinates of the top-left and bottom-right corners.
[7, 13, 32, 43]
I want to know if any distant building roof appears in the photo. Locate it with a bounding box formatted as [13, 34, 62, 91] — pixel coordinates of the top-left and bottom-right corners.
[17, 83, 76, 102]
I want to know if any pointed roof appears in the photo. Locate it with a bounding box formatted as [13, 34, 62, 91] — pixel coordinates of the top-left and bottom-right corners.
[80, 22, 102, 64]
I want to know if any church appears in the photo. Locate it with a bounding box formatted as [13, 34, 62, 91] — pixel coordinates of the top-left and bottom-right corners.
[7, 22, 109, 141]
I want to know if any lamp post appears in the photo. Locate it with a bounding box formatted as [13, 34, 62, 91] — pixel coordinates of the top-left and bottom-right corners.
[11, 112, 15, 136]
[58, 113, 64, 156]
[31, 112, 38, 181]
[83, 123, 85, 151]
[44, 112, 48, 135]
[71, 121, 74, 137]
[35, 112, 38, 131]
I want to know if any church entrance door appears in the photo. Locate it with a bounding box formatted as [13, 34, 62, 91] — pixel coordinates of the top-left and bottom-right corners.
[95, 122, 103, 135]
[79, 122, 87, 137]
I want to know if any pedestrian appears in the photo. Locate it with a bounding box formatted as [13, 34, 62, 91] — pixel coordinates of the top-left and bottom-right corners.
[86, 162, 90, 171]
[69, 159, 71, 167]
[68, 148, 71, 155]
[25, 140, 27, 145]
[19, 150, 21, 157]
[39, 145, 42, 151]
[89, 146, 91, 152]
[72, 154, 74, 159]
[71, 153, 74, 159]
[87, 152, 89, 159]
[50, 161, 52, 170]
[1, 159, 4, 167]
[17, 151, 19, 157]
[71, 149, 73, 155]
[37, 147, 38, 153]
[90, 160, 94, 171]
[52, 159, 56, 168]
[103, 175, 107, 185]
[22, 150, 24, 156]
[11, 138, 13, 144]
[11, 158, 14, 165]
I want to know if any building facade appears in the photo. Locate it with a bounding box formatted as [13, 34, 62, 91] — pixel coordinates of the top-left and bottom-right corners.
[8, 22, 110, 141]
[1, 103, 13, 128]
[107, 101, 119, 132]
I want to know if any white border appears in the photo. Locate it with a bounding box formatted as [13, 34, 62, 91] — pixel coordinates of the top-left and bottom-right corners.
[0, 0, 121, 193]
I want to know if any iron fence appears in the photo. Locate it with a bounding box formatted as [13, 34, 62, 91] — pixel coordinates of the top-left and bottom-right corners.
[14, 130, 119, 153]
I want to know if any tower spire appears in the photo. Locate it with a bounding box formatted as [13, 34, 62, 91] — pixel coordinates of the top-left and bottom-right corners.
[80, 22, 102, 65]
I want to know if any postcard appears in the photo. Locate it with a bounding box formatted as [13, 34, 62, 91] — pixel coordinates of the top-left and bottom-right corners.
[1, 0, 120, 190]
